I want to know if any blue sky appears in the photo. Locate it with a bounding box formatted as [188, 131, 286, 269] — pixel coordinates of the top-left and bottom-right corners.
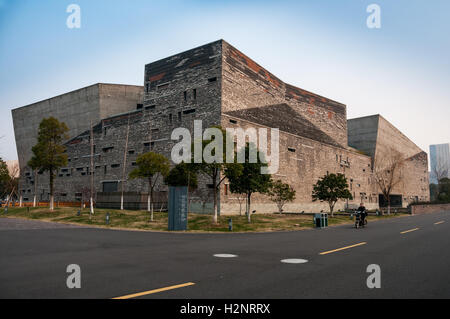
[0, 0, 449, 162]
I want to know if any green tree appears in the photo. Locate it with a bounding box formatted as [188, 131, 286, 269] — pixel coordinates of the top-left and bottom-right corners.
[165, 163, 198, 191]
[28, 158, 41, 207]
[268, 180, 296, 214]
[194, 127, 238, 224]
[0, 158, 10, 199]
[28, 117, 69, 210]
[225, 144, 272, 223]
[429, 183, 439, 202]
[129, 152, 170, 221]
[438, 178, 450, 202]
[165, 163, 198, 213]
[312, 173, 353, 217]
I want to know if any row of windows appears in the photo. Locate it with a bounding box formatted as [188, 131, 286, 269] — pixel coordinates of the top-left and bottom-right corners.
[145, 76, 217, 94]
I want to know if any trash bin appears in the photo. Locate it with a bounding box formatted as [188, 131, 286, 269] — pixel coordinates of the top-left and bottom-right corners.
[322, 213, 328, 227]
[314, 213, 321, 228]
[314, 213, 328, 228]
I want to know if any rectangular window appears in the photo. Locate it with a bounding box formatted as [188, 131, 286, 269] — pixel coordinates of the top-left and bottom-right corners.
[169, 114, 173, 125]
[178, 111, 182, 121]
[208, 77, 217, 82]
[288, 148, 296, 153]
[111, 164, 120, 168]
[183, 91, 187, 101]
[102, 146, 114, 153]
[104, 165, 107, 174]
[102, 181, 118, 192]
[128, 150, 135, 155]
[183, 109, 196, 115]
[229, 119, 237, 124]
[151, 128, 159, 134]
[137, 104, 143, 110]
[157, 83, 169, 90]
[146, 83, 150, 93]
[193, 89, 197, 100]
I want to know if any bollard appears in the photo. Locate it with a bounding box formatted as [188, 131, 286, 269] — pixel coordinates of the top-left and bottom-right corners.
[228, 218, 233, 231]
[106, 212, 110, 225]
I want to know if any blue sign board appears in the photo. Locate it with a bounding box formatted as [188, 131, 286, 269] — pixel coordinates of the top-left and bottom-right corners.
[168, 186, 188, 231]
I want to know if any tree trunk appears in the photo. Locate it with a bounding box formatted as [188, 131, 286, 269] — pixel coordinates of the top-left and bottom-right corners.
[90, 196, 94, 216]
[238, 198, 242, 216]
[49, 170, 54, 211]
[212, 174, 218, 224]
[329, 202, 334, 218]
[19, 196, 23, 207]
[150, 181, 154, 222]
[33, 170, 38, 207]
[247, 193, 252, 223]
[386, 194, 391, 215]
[147, 177, 152, 221]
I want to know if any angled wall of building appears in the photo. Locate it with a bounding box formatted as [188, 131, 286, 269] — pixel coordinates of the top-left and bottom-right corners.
[12, 83, 143, 172]
[221, 40, 348, 148]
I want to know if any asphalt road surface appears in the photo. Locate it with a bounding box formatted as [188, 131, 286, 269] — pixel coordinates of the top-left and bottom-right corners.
[0, 211, 449, 299]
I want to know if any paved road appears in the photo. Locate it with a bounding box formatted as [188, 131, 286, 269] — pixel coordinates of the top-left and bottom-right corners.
[0, 212, 449, 299]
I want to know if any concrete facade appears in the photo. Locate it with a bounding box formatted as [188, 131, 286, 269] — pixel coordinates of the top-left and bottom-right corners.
[13, 40, 429, 213]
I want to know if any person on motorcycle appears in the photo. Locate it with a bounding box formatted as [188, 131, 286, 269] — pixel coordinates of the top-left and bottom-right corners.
[357, 203, 367, 225]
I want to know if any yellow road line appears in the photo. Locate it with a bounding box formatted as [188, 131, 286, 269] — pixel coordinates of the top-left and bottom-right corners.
[400, 228, 419, 234]
[112, 282, 195, 299]
[434, 221, 445, 225]
[319, 242, 367, 255]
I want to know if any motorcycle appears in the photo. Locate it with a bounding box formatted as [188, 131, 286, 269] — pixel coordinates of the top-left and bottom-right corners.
[354, 211, 368, 229]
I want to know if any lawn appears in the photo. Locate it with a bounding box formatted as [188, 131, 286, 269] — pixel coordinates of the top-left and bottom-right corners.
[0, 207, 407, 232]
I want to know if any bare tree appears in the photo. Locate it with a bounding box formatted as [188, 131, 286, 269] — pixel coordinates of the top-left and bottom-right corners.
[373, 148, 405, 214]
[432, 161, 449, 198]
[4, 162, 19, 207]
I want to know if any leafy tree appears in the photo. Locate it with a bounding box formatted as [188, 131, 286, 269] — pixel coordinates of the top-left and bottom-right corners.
[129, 152, 170, 221]
[225, 144, 272, 223]
[165, 163, 198, 191]
[194, 127, 238, 224]
[312, 173, 353, 217]
[437, 178, 450, 202]
[0, 159, 9, 195]
[268, 180, 296, 214]
[429, 183, 439, 202]
[28, 117, 69, 210]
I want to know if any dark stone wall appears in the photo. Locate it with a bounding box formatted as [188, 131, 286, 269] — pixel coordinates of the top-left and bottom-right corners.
[221, 41, 348, 148]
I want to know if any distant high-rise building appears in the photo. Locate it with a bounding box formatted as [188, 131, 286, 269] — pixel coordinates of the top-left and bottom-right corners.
[430, 143, 450, 184]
